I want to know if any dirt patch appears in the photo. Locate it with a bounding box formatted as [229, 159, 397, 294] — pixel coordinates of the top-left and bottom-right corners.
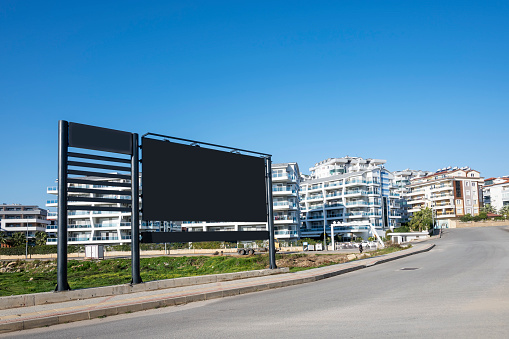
[276, 254, 350, 268]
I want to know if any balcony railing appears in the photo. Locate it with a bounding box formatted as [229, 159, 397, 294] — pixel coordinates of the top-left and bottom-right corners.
[69, 224, 92, 229]
[306, 195, 323, 200]
[92, 236, 119, 241]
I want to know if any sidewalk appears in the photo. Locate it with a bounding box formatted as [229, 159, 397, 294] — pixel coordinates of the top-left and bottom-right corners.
[0, 243, 435, 334]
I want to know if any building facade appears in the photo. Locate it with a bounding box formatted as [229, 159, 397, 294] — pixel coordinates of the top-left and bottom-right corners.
[391, 169, 433, 224]
[406, 167, 484, 228]
[46, 175, 163, 245]
[0, 204, 50, 241]
[482, 176, 509, 211]
[299, 157, 400, 241]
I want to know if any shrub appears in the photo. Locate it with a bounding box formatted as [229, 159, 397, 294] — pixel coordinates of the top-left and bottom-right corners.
[460, 214, 473, 222]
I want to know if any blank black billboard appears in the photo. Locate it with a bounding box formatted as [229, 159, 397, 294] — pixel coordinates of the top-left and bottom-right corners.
[68, 122, 133, 155]
[142, 138, 267, 222]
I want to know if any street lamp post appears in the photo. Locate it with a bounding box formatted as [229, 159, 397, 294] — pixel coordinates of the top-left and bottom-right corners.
[25, 221, 29, 259]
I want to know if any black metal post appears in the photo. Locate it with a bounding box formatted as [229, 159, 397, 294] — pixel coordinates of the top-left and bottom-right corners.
[131, 133, 142, 284]
[266, 157, 276, 269]
[57, 120, 70, 291]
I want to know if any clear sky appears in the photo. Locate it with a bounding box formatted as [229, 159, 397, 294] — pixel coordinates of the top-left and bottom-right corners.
[1, 0, 508, 209]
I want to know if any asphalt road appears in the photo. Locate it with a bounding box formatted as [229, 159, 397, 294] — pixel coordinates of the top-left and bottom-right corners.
[4, 226, 509, 338]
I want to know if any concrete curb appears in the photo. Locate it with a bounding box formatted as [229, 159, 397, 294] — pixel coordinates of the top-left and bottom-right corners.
[0, 244, 435, 334]
[0, 267, 289, 311]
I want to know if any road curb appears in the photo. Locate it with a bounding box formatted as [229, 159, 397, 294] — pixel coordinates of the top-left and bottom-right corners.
[0, 244, 435, 334]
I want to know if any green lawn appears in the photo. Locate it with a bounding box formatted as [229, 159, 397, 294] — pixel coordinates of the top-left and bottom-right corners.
[0, 245, 407, 296]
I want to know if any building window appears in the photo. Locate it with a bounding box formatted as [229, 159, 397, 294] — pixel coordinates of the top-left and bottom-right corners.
[466, 199, 471, 205]
[456, 199, 462, 205]
[465, 182, 469, 186]
[471, 182, 476, 187]
[467, 208, 472, 214]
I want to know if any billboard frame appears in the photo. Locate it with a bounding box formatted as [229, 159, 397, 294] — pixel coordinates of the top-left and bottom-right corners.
[140, 133, 276, 269]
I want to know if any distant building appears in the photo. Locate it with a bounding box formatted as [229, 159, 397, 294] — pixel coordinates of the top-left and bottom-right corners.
[482, 176, 509, 211]
[46, 175, 166, 245]
[0, 204, 50, 241]
[392, 169, 433, 224]
[406, 167, 484, 228]
[299, 157, 400, 241]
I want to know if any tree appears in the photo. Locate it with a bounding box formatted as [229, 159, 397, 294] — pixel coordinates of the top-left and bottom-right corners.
[481, 204, 496, 214]
[35, 231, 48, 246]
[11, 232, 26, 247]
[0, 231, 8, 246]
[409, 207, 433, 231]
[499, 205, 509, 219]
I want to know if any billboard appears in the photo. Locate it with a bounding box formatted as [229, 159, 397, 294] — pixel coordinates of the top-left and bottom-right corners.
[142, 137, 267, 222]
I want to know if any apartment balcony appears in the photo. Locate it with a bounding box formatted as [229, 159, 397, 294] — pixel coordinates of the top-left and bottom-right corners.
[408, 198, 426, 205]
[344, 190, 368, 197]
[431, 185, 453, 193]
[274, 230, 299, 238]
[307, 185, 323, 192]
[273, 202, 297, 210]
[272, 173, 292, 182]
[434, 203, 454, 209]
[408, 206, 425, 213]
[345, 212, 367, 218]
[325, 203, 343, 209]
[306, 195, 324, 201]
[407, 189, 426, 196]
[307, 214, 324, 220]
[436, 213, 456, 218]
[325, 192, 342, 199]
[324, 183, 342, 190]
[345, 201, 369, 207]
[431, 194, 453, 201]
[326, 214, 343, 220]
[305, 204, 324, 211]
[272, 187, 297, 196]
[274, 215, 298, 223]
[344, 180, 367, 187]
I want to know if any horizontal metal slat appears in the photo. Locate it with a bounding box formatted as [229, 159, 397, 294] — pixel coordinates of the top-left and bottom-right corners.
[140, 231, 270, 243]
[68, 152, 131, 164]
[68, 160, 131, 172]
[68, 206, 131, 212]
[68, 170, 131, 180]
[68, 187, 132, 195]
[69, 197, 132, 204]
[67, 178, 131, 188]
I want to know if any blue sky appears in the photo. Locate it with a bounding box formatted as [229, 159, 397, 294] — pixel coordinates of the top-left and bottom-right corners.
[1, 1, 508, 209]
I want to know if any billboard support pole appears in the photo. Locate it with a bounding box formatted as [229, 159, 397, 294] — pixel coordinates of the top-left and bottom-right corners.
[57, 120, 70, 291]
[131, 133, 142, 284]
[266, 157, 276, 269]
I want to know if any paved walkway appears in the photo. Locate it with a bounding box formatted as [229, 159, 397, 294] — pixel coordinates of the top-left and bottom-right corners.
[0, 243, 434, 334]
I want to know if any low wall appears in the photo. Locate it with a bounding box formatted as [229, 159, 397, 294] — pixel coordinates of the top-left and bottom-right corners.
[0, 247, 303, 260]
[453, 220, 509, 228]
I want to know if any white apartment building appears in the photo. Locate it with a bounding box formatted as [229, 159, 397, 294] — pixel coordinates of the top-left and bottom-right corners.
[407, 167, 484, 228]
[392, 169, 433, 224]
[299, 157, 401, 241]
[46, 175, 165, 245]
[0, 204, 50, 241]
[185, 162, 301, 242]
[483, 176, 509, 211]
